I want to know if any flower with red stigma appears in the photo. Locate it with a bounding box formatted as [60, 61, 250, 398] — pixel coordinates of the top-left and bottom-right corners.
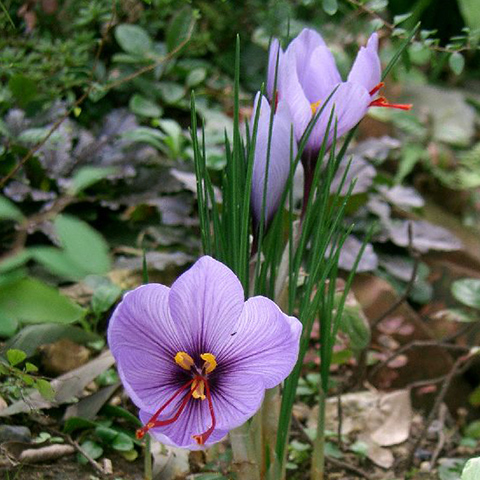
[250, 92, 297, 229]
[267, 29, 412, 157]
[107, 256, 302, 449]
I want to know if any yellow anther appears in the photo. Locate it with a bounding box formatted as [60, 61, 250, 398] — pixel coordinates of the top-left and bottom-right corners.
[174, 351, 194, 371]
[191, 379, 206, 400]
[310, 100, 322, 115]
[200, 353, 217, 374]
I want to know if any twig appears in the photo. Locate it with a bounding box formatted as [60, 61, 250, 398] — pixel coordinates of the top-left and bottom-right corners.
[344, 0, 473, 53]
[405, 350, 478, 468]
[0, 0, 117, 189]
[325, 456, 369, 479]
[64, 434, 106, 476]
[0, 7, 195, 188]
[429, 403, 447, 470]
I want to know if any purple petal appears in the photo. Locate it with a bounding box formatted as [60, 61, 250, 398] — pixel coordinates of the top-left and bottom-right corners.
[307, 82, 371, 153]
[212, 375, 265, 430]
[279, 46, 312, 143]
[347, 33, 381, 93]
[267, 38, 284, 101]
[250, 95, 297, 226]
[288, 28, 326, 85]
[140, 405, 229, 449]
[107, 284, 184, 412]
[168, 256, 245, 355]
[216, 296, 302, 389]
[302, 46, 341, 103]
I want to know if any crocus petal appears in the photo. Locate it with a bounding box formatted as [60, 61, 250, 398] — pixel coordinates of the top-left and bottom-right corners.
[267, 38, 284, 101]
[280, 46, 312, 143]
[211, 374, 266, 430]
[140, 406, 229, 449]
[168, 256, 245, 356]
[302, 45, 342, 103]
[107, 284, 184, 411]
[216, 296, 302, 389]
[307, 81, 371, 153]
[347, 33, 381, 93]
[288, 28, 326, 85]
[251, 94, 297, 226]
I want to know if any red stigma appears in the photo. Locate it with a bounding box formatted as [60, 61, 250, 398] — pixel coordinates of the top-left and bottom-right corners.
[368, 82, 412, 111]
[135, 375, 217, 446]
[135, 378, 195, 439]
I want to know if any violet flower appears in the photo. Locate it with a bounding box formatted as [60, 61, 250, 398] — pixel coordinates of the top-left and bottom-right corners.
[250, 92, 297, 228]
[268, 29, 412, 159]
[108, 256, 302, 449]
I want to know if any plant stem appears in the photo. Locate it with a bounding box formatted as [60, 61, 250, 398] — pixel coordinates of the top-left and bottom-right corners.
[144, 434, 152, 480]
[310, 387, 326, 480]
[261, 387, 281, 478]
[230, 423, 261, 480]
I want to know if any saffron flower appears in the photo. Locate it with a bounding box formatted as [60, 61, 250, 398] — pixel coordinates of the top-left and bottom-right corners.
[268, 29, 412, 159]
[250, 92, 297, 228]
[108, 256, 302, 449]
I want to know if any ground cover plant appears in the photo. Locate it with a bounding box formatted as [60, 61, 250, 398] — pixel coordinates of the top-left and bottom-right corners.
[1, 0, 480, 479]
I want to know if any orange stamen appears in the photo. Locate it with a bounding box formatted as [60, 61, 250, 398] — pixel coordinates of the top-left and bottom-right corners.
[192, 378, 216, 445]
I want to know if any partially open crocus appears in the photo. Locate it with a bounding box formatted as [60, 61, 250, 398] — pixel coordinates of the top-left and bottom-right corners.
[268, 29, 412, 161]
[108, 256, 302, 449]
[250, 92, 297, 228]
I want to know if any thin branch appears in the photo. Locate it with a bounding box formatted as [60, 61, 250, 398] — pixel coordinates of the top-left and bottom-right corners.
[405, 351, 478, 468]
[0, 8, 195, 188]
[62, 434, 106, 476]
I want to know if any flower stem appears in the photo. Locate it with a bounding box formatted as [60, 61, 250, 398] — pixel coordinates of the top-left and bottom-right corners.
[261, 386, 281, 477]
[310, 387, 326, 480]
[230, 423, 261, 480]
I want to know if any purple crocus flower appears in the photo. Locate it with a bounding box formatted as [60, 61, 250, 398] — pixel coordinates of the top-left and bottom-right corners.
[108, 256, 302, 449]
[250, 92, 297, 228]
[268, 29, 412, 158]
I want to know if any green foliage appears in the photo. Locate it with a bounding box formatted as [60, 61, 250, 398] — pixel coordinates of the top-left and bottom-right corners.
[462, 457, 480, 480]
[0, 277, 85, 324]
[452, 279, 480, 310]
